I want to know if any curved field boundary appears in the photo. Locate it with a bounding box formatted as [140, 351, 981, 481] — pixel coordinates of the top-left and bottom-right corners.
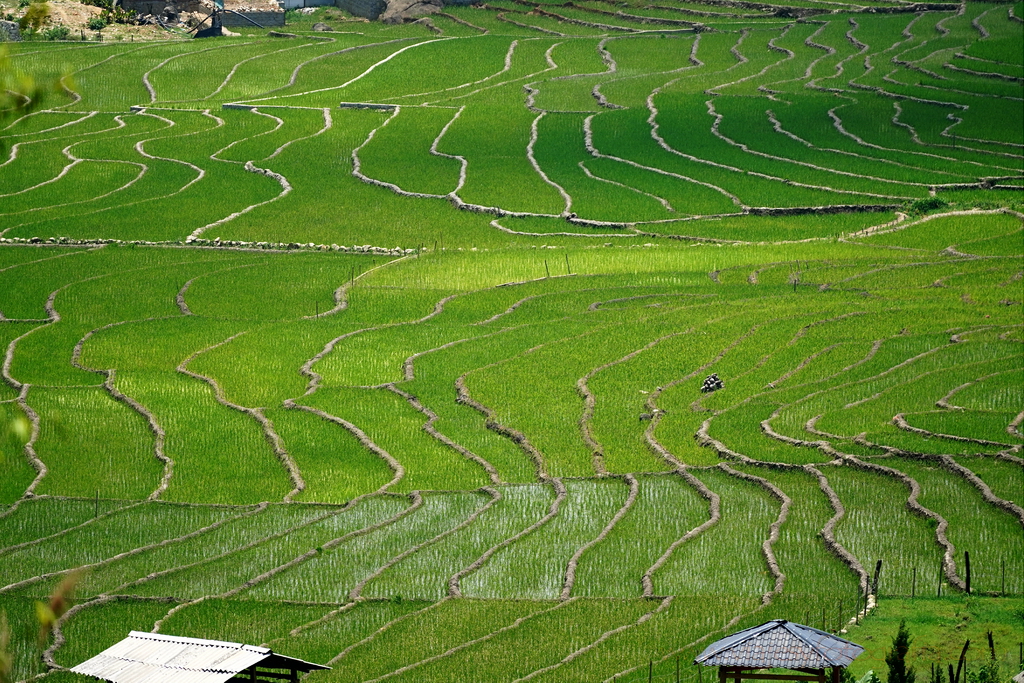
[935, 371, 1015, 412]
[789, 311, 867, 344]
[0, 144, 82, 199]
[455, 372, 549, 480]
[0, 108, 231, 238]
[265, 106, 333, 160]
[0, 496, 143, 557]
[387, 384, 502, 485]
[493, 11, 566, 36]
[232, 37, 407, 102]
[349, 486, 501, 599]
[644, 321, 758, 468]
[0, 111, 98, 139]
[429, 105, 469, 197]
[929, 454, 1024, 525]
[0, 385, 45, 521]
[804, 464, 869, 593]
[577, 160, 675, 211]
[351, 106, 448, 201]
[329, 597, 453, 665]
[0, 246, 94, 277]
[448, 478, 567, 597]
[1007, 411, 1023, 440]
[490, 218, 633, 238]
[527, 112, 573, 216]
[718, 463, 789, 603]
[512, 594, 674, 683]
[599, 602, 757, 683]
[891, 102, 1023, 161]
[848, 208, 1013, 239]
[41, 593, 124, 671]
[0, 502, 264, 595]
[766, 343, 843, 388]
[766, 110, 974, 184]
[892, 412, 1018, 449]
[277, 600, 361, 642]
[560, 474, 638, 599]
[109, 504, 371, 600]
[828, 102, 1019, 176]
[175, 262, 261, 315]
[142, 42, 257, 104]
[237, 38, 446, 105]
[841, 353, 1014, 411]
[284, 400, 405, 492]
[706, 100, 919, 200]
[436, 11, 489, 32]
[186, 159, 293, 242]
[179, 332, 305, 501]
[578, 331, 690, 473]
[641, 467, 721, 598]
[362, 597, 581, 683]
[103, 501, 385, 598]
[210, 108, 284, 163]
[588, 292, 708, 311]
[386, 39, 517, 102]
[298, 287, 456, 395]
[840, 454, 964, 592]
[583, 115, 746, 214]
[943, 61, 1024, 83]
[307, 252, 416, 320]
[152, 492, 423, 632]
[52, 43, 175, 108]
[474, 294, 546, 325]
[1, 143, 148, 220]
[71, 318, 181, 499]
[0, 113, 141, 186]
[201, 40, 336, 102]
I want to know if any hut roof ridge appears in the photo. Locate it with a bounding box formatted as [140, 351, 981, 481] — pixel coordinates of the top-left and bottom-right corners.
[695, 620, 864, 669]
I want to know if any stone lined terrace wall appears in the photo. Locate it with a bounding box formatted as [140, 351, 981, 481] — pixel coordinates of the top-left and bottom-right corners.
[335, 0, 387, 18]
[221, 10, 285, 25]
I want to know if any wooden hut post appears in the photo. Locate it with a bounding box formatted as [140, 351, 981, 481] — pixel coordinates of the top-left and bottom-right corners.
[249, 666, 256, 682]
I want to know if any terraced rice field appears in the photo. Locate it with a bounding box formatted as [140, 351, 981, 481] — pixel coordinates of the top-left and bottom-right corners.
[0, 3, 1021, 681]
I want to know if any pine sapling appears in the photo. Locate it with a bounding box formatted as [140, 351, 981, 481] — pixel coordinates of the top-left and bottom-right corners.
[885, 619, 916, 683]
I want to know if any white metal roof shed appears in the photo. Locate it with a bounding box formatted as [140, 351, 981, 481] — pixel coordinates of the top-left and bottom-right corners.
[70, 631, 329, 683]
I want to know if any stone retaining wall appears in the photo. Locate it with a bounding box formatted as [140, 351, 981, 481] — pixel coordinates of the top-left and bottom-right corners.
[221, 10, 285, 26]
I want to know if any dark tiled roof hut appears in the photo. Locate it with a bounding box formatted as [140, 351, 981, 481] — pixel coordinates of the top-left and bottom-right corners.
[695, 620, 864, 683]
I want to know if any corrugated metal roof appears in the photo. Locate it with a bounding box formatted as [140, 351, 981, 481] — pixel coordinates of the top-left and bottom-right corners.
[695, 620, 864, 669]
[70, 631, 329, 683]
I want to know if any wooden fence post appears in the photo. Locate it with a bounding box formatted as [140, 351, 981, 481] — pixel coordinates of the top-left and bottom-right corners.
[965, 551, 971, 594]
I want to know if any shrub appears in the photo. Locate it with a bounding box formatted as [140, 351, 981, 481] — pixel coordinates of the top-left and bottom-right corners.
[909, 197, 948, 214]
[17, 1, 49, 33]
[87, 15, 106, 29]
[885, 620, 917, 683]
[42, 23, 69, 39]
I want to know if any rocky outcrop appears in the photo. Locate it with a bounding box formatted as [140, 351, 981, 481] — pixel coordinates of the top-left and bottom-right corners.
[380, 0, 442, 23]
[0, 20, 21, 41]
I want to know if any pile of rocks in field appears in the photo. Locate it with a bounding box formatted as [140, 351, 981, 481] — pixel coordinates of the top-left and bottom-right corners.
[701, 374, 724, 393]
